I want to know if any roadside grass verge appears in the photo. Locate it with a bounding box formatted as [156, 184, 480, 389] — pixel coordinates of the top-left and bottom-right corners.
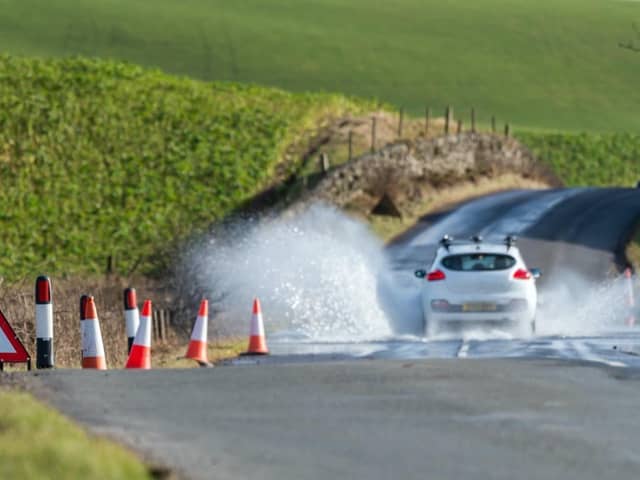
[154, 337, 246, 368]
[0, 389, 153, 479]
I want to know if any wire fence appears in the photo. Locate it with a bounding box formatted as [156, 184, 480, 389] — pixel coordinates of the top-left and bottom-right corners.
[317, 105, 512, 174]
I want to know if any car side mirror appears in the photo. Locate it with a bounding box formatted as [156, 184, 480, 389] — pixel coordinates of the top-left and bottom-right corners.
[529, 268, 542, 279]
[414, 269, 426, 279]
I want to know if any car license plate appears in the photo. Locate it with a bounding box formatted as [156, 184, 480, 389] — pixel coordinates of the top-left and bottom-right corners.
[462, 303, 497, 312]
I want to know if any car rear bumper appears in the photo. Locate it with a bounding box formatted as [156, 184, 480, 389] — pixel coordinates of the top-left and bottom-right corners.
[427, 311, 530, 324]
[422, 293, 535, 324]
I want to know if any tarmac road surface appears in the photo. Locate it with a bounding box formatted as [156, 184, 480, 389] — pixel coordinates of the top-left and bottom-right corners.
[388, 187, 640, 284]
[11, 187, 640, 479]
[28, 359, 640, 480]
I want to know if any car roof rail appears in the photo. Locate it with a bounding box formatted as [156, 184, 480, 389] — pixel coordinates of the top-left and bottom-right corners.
[440, 235, 453, 250]
[504, 235, 517, 250]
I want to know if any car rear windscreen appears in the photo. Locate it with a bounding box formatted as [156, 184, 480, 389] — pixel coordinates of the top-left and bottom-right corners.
[441, 254, 516, 271]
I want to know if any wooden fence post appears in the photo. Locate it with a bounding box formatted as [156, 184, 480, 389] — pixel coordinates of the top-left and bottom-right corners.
[371, 116, 377, 153]
[151, 309, 169, 344]
[444, 106, 450, 134]
[319, 152, 330, 173]
[398, 107, 404, 138]
[504, 123, 510, 138]
[152, 309, 158, 342]
[456, 119, 462, 134]
[491, 116, 496, 133]
[348, 131, 353, 161]
[160, 310, 167, 343]
[106, 255, 115, 275]
[425, 106, 430, 136]
[471, 108, 476, 133]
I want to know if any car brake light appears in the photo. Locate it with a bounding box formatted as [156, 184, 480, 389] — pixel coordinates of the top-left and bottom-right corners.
[427, 269, 446, 281]
[513, 269, 531, 280]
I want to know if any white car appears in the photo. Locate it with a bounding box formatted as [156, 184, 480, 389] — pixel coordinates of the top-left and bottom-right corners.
[415, 235, 539, 337]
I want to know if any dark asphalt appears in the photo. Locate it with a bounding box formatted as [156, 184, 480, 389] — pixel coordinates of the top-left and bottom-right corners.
[30, 359, 640, 480]
[388, 187, 640, 289]
[12, 187, 640, 480]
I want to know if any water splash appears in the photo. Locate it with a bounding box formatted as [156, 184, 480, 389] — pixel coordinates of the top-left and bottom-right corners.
[182, 204, 419, 341]
[179, 202, 634, 344]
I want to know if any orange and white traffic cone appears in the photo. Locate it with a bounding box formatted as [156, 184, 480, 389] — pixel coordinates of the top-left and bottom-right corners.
[81, 296, 107, 370]
[185, 299, 211, 366]
[125, 299, 152, 369]
[243, 298, 269, 355]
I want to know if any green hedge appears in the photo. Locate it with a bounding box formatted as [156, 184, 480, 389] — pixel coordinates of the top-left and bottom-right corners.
[0, 55, 372, 279]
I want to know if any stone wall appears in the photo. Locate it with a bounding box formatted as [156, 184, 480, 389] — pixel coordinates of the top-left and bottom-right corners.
[295, 133, 560, 214]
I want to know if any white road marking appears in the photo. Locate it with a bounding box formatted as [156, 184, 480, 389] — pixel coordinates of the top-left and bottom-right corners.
[570, 341, 628, 368]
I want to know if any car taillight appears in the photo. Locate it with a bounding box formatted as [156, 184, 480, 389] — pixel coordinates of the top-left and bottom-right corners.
[513, 269, 531, 280]
[431, 299, 450, 312]
[427, 269, 446, 281]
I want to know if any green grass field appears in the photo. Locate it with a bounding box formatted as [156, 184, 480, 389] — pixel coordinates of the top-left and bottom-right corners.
[2, 0, 640, 279]
[1, 0, 640, 131]
[0, 55, 372, 279]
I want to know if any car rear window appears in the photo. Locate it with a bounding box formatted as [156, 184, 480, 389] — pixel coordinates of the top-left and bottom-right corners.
[441, 254, 516, 271]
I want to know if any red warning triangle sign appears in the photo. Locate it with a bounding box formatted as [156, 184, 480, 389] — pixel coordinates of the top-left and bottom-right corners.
[0, 308, 30, 363]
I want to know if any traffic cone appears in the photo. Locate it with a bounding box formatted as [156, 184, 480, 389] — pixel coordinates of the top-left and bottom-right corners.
[185, 299, 210, 366]
[81, 296, 107, 370]
[243, 298, 269, 355]
[125, 299, 152, 369]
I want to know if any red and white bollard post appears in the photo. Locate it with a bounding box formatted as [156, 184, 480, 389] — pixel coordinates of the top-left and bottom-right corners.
[123, 288, 140, 354]
[625, 268, 636, 327]
[35, 276, 54, 369]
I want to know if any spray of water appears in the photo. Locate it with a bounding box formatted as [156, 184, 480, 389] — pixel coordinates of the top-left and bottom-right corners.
[536, 271, 632, 335]
[428, 270, 634, 341]
[182, 204, 422, 341]
[179, 202, 634, 344]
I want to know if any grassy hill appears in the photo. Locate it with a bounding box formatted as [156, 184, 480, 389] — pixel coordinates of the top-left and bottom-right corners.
[517, 131, 640, 187]
[0, 53, 638, 281]
[1, 0, 639, 132]
[0, 55, 373, 280]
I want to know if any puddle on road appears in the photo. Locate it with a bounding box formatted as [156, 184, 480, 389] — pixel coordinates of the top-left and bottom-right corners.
[177, 202, 640, 366]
